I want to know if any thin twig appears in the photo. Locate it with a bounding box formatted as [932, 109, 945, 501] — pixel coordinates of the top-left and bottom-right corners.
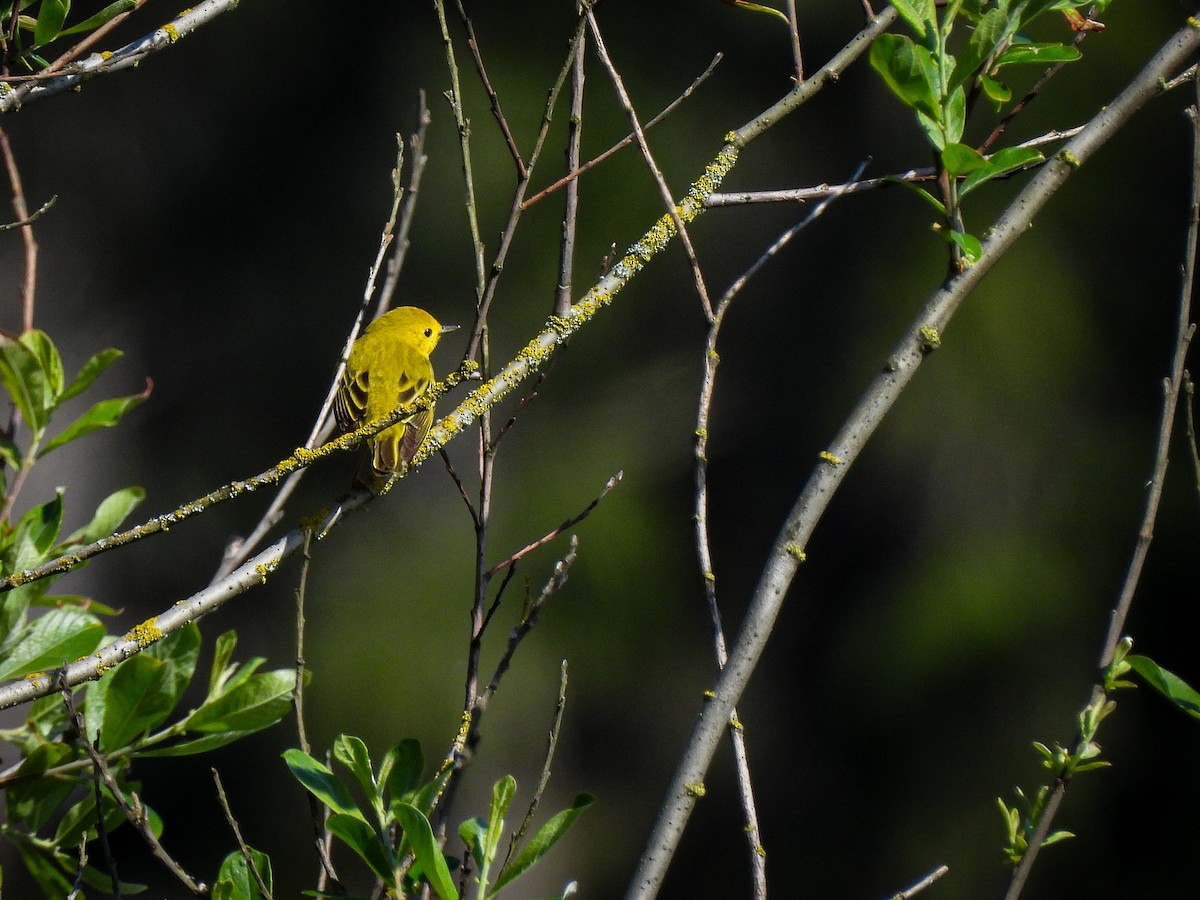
[786, 0, 804, 83]
[480, 538, 579, 710]
[0, 126, 37, 331]
[585, 4, 715, 321]
[554, 23, 587, 317]
[487, 471, 620, 575]
[522, 53, 723, 210]
[694, 158, 869, 899]
[1003, 58, 1200, 900]
[505, 659, 570, 868]
[1184, 371, 1200, 511]
[625, 19, 1200, 900]
[452, 0, 525, 176]
[462, 10, 590, 361]
[58, 674, 206, 895]
[1, 0, 243, 111]
[212, 767, 274, 900]
[977, 7, 1100, 155]
[888, 865, 950, 900]
[377, 92, 432, 318]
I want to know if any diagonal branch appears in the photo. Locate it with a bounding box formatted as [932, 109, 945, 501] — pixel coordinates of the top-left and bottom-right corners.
[1, 0, 244, 112]
[623, 18, 1200, 900]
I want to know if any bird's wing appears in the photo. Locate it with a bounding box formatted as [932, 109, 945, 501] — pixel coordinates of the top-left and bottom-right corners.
[334, 363, 369, 432]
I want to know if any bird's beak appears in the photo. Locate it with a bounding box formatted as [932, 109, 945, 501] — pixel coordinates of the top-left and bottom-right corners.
[440, 324, 461, 335]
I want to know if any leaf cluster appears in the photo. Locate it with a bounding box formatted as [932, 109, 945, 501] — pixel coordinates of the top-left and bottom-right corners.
[869, 0, 1109, 260]
[285, 736, 592, 900]
[0, 1, 136, 72]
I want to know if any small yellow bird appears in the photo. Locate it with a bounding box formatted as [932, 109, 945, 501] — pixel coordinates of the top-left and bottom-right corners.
[334, 306, 458, 475]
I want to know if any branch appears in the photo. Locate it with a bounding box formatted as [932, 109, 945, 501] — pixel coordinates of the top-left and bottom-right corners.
[623, 18, 1200, 900]
[0, 0, 244, 112]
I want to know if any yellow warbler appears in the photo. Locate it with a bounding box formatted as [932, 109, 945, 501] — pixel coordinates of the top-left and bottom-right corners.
[334, 306, 457, 474]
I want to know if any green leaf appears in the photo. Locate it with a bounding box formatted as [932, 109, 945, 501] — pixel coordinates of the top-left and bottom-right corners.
[943, 229, 982, 264]
[58, 0, 136, 37]
[135, 729, 260, 758]
[382, 738, 424, 801]
[0, 333, 49, 432]
[943, 84, 966, 146]
[282, 749, 363, 818]
[889, 0, 935, 40]
[213, 847, 273, 900]
[1128, 654, 1200, 721]
[395, 802, 458, 900]
[184, 668, 295, 733]
[143, 621, 201, 713]
[979, 74, 1012, 106]
[884, 175, 947, 216]
[869, 33, 940, 120]
[208, 629, 239, 696]
[334, 733, 379, 805]
[55, 783, 126, 846]
[994, 41, 1082, 69]
[5, 743, 77, 830]
[20, 330, 65, 407]
[40, 378, 152, 457]
[327, 812, 397, 885]
[941, 142, 988, 177]
[0, 608, 105, 680]
[960, 146, 1044, 196]
[485, 775, 516, 864]
[64, 485, 145, 546]
[949, 6, 1007, 90]
[59, 347, 122, 403]
[493, 794, 594, 894]
[98, 654, 176, 750]
[33, 0, 70, 46]
[11, 488, 65, 562]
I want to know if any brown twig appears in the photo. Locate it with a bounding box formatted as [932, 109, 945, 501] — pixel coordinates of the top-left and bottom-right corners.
[522, 53, 723, 210]
[462, 10, 590, 361]
[786, 0, 804, 83]
[58, 674, 206, 895]
[554, 23, 587, 317]
[487, 471, 620, 576]
[451, 0, 525, 177]
[976, 5, 1100, 155]
[211, 767, 274, 900]
[0, 125, 38, 331]
[504, 659, 569, 869]
[693, 158, 868, 898]
[1004, 69, 1200, 900]
[585, 4, 714, 321]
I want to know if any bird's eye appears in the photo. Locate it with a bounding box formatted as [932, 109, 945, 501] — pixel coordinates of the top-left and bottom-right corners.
[424, 328, 433, 337]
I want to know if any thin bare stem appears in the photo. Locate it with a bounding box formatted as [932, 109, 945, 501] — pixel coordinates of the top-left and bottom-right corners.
[626, 21, 1200, 899]
[888, 865, 950, 900]
[58, 676, 206, 895]
[694, 158, 868, 898]
[505, 659, 570, 868]
[555, 24, 587, 317]
[523, 53, 723, 210]
[1004, 60, 1200, 900]
[0, 126, 37, 331]
[212, 767, 274, 900]
[462, 11, 590, 361]
[451, 0, 525, 176]
[585, 4, 714, 321]
[486, 471, 620, 576]
[786, 0, 804, 83]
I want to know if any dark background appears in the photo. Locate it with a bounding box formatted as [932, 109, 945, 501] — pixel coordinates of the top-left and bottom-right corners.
[1, 1, 1197, 897]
